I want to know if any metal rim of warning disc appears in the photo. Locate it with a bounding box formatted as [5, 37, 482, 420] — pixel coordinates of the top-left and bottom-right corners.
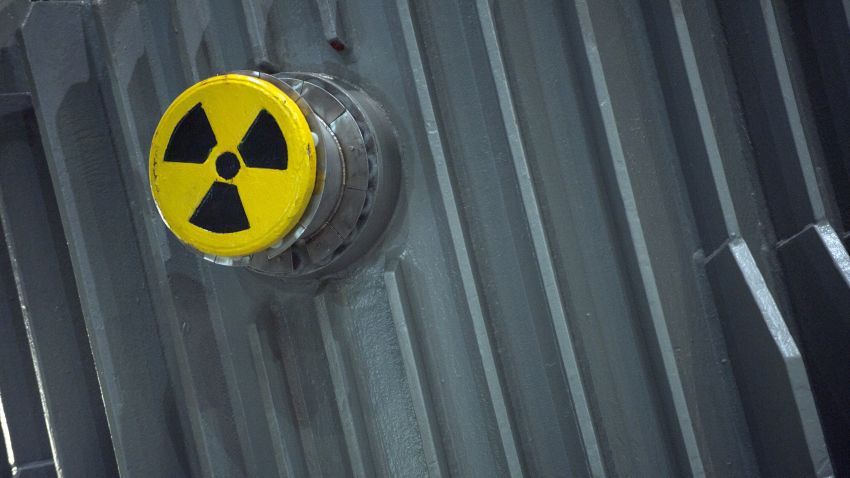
[244, 72, 399, 278]
[149, 73, 317, 260]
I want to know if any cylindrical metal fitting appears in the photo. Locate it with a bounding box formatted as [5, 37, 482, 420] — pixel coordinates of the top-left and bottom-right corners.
[148, 71, 399, 278]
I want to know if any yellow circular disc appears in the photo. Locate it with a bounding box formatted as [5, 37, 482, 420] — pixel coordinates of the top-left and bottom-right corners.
[149, 73, 316, 257]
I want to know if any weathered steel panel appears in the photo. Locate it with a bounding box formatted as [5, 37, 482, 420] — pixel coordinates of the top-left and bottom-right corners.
[1, 0, 848, 476]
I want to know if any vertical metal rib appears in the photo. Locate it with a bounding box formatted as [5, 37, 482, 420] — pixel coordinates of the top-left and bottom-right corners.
[647, 1, 827, 473]
[237, 0, 272, 67]
[758, 0, 826, 222]
[0, 114, 111, 477]
[315, 297, 374, 478]
[568, 1, 706, 475]
[0, 108, 54, 471]
[473, 1, 604, 475]
[277, 333, 323, 478]
[396, 1, 524, 475]
[201, 271, 265, 477]
[248, 324, 306, 478]
[715, 0, 831, 237]
[168, 0, 224, 82]
[706, 238, 833, 477]
[665, 0, 740, 242]
[777, 223, 850, 474]
[21, 3, 195, 476]
[89, 4, 215, 476]
[384, 261, 448, 478]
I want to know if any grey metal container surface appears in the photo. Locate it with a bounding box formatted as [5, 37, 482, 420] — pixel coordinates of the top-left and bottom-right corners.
[1, 0, 849, 476]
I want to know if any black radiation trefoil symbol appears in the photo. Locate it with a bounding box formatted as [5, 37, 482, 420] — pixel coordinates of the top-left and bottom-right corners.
[163, 103, 288, 233]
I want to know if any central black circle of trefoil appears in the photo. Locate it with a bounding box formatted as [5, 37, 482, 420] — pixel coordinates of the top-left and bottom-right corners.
[216, 152, 240, 180]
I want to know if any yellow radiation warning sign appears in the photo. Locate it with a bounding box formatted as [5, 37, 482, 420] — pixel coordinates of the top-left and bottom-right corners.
[149, 74, 316, 257]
